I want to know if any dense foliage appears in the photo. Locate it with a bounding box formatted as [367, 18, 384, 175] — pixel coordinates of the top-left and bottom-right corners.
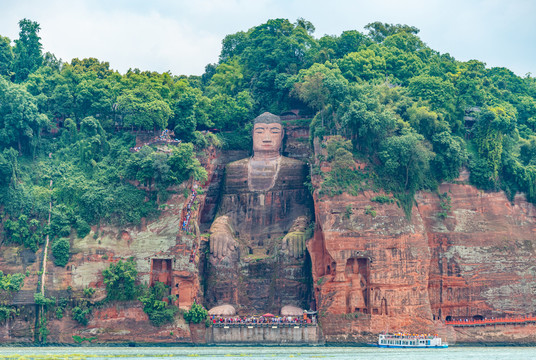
[1, 17, 535, 246]
[138, 281, 178, 326]
[183, 301, 208, 324]
[102, 259, 138, 301]
[71, 304, 91, 326]
[51, 237, 70, 267]
[0, 271, 25, 293]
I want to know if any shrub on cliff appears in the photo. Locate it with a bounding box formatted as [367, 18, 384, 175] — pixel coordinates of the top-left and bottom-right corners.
[102, 259, 138, 301]
[183, 302, 208, 324]
[138, 282, 177, 327]
[72, 305, 91, 326]
[0, 271, 25, 292]
[0, 306, 16, 323]
[51, 238, 70, 267]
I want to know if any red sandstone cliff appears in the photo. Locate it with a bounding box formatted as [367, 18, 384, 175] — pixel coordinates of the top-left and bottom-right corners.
[309, 162, 536, 344]
[1, 131, 536, 344]
[0, 146, 221, 344]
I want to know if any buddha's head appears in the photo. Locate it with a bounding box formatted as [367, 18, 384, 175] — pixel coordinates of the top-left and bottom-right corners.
[252, 112, 283, 160]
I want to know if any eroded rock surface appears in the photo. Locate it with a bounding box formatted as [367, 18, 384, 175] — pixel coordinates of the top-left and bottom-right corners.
[309, 167, 536, 343]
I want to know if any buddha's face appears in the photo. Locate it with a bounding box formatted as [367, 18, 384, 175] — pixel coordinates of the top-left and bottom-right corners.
[252, 122, 283, 159]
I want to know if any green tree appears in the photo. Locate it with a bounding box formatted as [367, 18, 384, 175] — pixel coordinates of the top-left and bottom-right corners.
[12, 19, 43, 82]
[383, 31, 427, 54]
[167, 143, 208, 183]
[50, 84, 75, 120]
[207, 91, 253, 130]
[77, 116, 110, 166]
[0, 148, 17, 200]
[138, 282, 178, 326]
[335, 30, 371, 58]
[117, 87, 171, 131]
[51, 238, 70, 267]
[207, 58, 245, 96]
[383, 48, 425, 85]
[407, 75, 456, 119]
[219, 31, 249, 63]
[171, 88, 199, 141]
[0, 78, 49, 154]
[365, 22, 420, 43]
[338, 48, 386, 82]
[72, 305, 91, 326]
[74, 78, 114, 121]
[340, 86, 397, 152]
[0, 271, 25, 292]
[292, 62, 348, 128]
[183, 302, 208, 324]
[473, 105, 516, 181]
[0, 36, 14, 78]
[406, 103, 449, 140]
[102, 259, 138, 301]
[431, 131, 467, 181]
[379, 131, 434, 192]
[520, 137, 536, 166]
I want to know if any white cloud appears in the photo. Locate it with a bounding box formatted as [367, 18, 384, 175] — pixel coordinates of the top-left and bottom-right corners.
[37, 1, 222, 75]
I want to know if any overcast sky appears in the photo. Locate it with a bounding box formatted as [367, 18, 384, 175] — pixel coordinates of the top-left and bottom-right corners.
[1, 0, 534, 77]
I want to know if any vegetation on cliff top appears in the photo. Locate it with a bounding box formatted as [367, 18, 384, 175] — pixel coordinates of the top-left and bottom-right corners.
[0, 17, 535, 242]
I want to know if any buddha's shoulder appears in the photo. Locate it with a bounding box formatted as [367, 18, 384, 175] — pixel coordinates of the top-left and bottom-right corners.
[225, 157, 306, 171]
[226, 156, 304, 165]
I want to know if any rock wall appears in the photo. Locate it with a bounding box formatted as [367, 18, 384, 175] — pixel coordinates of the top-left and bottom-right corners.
[0, 145, 219, 343]
[309, 164, 536, 344]
[308, 189, 435, 334]
[2, 125, 536, 345]
[418, 182, 536, 320]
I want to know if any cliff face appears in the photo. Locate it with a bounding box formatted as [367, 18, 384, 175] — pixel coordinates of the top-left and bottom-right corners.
[309, 165, 536, 343]
[308, 187, 435, 335]
[1, 126, 536, 344]
[0, 145, 221, 344]
[419, 182, 536, 319]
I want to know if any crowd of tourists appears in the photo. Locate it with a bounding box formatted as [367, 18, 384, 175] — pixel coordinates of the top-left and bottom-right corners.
[182, 184, 197, 233]
[211, 315, 316, 325]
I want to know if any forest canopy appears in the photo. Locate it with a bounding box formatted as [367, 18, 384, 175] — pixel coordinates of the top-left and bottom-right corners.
[1, 17, 536, 249]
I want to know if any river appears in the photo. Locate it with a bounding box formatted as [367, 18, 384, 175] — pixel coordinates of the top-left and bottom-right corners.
[0, 346, 535, 360]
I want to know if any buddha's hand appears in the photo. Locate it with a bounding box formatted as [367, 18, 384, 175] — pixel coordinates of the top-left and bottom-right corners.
[209, 216, 237, 260]
[281, 215, 310, 258]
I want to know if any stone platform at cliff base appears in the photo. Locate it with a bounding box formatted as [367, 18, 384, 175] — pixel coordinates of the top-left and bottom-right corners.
[206, 323, 321, 345]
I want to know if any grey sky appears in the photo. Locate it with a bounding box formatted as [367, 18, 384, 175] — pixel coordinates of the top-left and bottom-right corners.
[0, 0, 534, 77]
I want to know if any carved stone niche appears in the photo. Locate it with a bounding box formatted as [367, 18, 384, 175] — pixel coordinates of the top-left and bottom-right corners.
[150, 258, 173, 287]
[345, 257, 370, 314]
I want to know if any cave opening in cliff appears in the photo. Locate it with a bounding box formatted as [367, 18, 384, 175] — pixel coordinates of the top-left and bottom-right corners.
[150, 258, 172, 287]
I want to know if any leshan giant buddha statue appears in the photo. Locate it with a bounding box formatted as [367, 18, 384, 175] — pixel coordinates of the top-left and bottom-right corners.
[206, 112, 313, 313]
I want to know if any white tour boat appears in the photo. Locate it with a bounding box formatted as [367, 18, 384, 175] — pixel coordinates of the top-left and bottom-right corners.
[378, 333, 448, 348]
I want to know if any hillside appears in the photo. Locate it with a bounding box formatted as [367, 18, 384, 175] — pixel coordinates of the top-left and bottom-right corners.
[0, 18, 535, 344]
